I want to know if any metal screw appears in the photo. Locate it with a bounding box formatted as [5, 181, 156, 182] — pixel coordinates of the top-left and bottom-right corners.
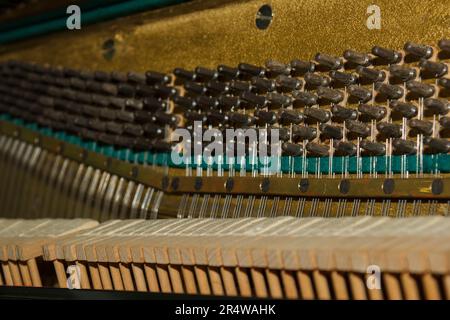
[256, 4, 273, 30]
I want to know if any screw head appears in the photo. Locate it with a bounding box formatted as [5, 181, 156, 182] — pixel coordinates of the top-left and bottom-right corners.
[194, 177, 203, 191]
[298, 178, 309, 193]
[171, 177, 180, 191]
[383, 179, 395, 194]
[256, 4, 273, 30]
[431, 179, 444, 195]
[225, 178, 234, 192]
[260, 178, 270, 192]
[339, 179, 350, 194]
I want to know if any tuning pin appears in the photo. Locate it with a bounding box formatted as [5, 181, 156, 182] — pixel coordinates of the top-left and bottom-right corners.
[173, 95, 197, 110]
[331, 105, 358, 120]
[153, 111, 180, 127]
[347, 85, 372, 103]
[343, 50, 371, 66]
[196, 96, 219, 110]
[408, 119, 433, 135]
[184, 110, 207, 122]
[228, 112, 255, 126]
[254, 109, 278, 125]
[217, 65, 240, 80]
[154, 84, 178, 98]
[116, 109, 135, 122]
[143, 123, 165, 138]
[218, 95, 241, 110]
[145, 71, 172, 85]
[389, 101, 418, 119]
[320, 124, 343, 140]
[314, 53, 343, 70]
[292, 91, 318, 107]
[292, 125, 317, 141]
[389, 65, 417, 82]
[105, 121, 124, 134]
[304, 72, 330, 87]
[372, 46, 402, 64]
[375, 83, 404, 100]
[240, 91, 268, 108]
[345, 119, 370, 137]
[124, 123, 144, 137]
[265, 60, 291, 77]
[404, 42, 433, 59]
[174, 68, 196, 82]
[117, 83, 136, 97]
[419, 59, 448, 78]
[184, 81, 207, 95]
[335, 140, 357, 156]
[406, 80, 435, 97]
[282, 142, 303, 156]
[125, 98, 144, 110]
[305, 142, 328, 156]
[275, 75, 302, 91]
[377, 122, 402, 138]
[360, 140, 386, 155]
[251, 77, 276, 93]
[317, 86, 344, 104]
[438, 78, 450, 89]
[424, 137, 450, 153]
[230, 80, 252, 94]
[438, 39, 450, 52]
[193, 66, 217, 82]
[278, 109, 304, 125]
[99, 108, 116, 121]
[393, 139, 416, 155]
[269, 127, 290, 141]
[127, 72, 146, 84]
[205, 80, 230, 95]
[439, 116, 450, 129]
[357, 104, 387, 121]
[267, 92, 292, 108]
[423, 98, 450, 115]
[206, 110, 228, 126]
[238, 63, 265, 78]
[290, 59, 315, 76]
[329, 70, 357, 86]
[303, 107, 331, 123]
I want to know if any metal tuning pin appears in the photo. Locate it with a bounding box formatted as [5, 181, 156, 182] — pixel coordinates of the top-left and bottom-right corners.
[404, 42, 433, 59]
[205, 80, 230, 95]
[320, 124, 343, 140]
[371, 46, 402, 64]
[267, 92, 292, 108]
[389, 65, 417, 82]
[306, 142, 329, 157]
[314, 53, 343, 70]
[173, 68, 196, 82]
[145, 71, 172, 85]
[281, 142, 303, 156]
[184, 81, 207, 95]
[240, 91, 268, 108]
[303, 107, 331, 123]
[329, 70, 357, 86]
[218, 95, 241, 110]
[439, 116, 450, 129]
[345, 119, 371, 137]
[438, 39, 450, 52]
[347, 85, 372, 103]
[292, 91, 318, 107]
[275, 75, 302, 92]
[355, 66, 386, 83]
[424, 98, 450, 115]
[254, 109, 278, 125]
[343, 50, 371, 66]
[217, 65, 240, 80]
[230, 80, 252, 94]
[316, 86, 344, 104]
[438, 78, 450, 89]
[173, 95, 197, 110]
[389, 101, 418, 119]
[360, 140, 386, 155]
[304, 72, 331, 87]
[251, 77, 276, 93]
[408, 119, 433, 135]
[406, 80, 435, 97]
[194, 66, 219, 82]
[376, 122, 402, 138]
[423, 137, 450, 153]
[419, 59, 448, 78]
[291, 125, 317, 141]
[238, 63, 265, 78]
[335, 140, 357, 156]
[290, 59, 315, 76]
[127, 72, 146, 84]
[392, 139, 416, 155]
[374, 83, 404, 100]
[265, 60, 291, 77]
[331, 105, 358, 121]
[206, 110, 228, 126]
[358, 104, 387, 121]
[278, 109, 304, 125]
[227, 112, 255, 127]
[196, 95, 219, 110]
